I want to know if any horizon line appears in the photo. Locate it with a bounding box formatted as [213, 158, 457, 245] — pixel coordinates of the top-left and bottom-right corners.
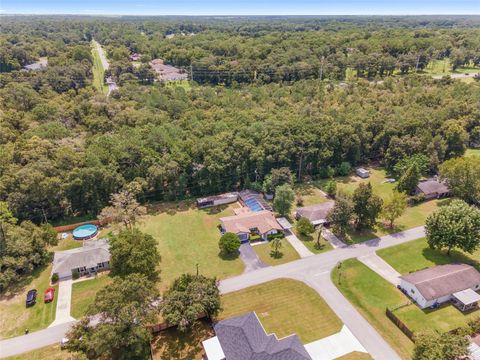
[2, 13, 480, 16]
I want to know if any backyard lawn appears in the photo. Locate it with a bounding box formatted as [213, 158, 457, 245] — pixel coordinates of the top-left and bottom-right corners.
[0, 265, 58, 339]
[218, 278, 342, 344]
[332, 259, 413, 359]
[140, 202, 244, 290]
[252, 238, 300, 266]
[466, 148, 480, 158]
[294, 183, 329, 206]
[70, 274, 113, 318]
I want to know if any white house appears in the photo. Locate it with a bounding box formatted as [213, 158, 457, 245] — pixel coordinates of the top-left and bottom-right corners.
[399, 264, 480, 310]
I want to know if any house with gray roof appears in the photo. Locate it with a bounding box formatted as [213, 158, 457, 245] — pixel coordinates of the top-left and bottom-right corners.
[295, 201, 335, 226]
[52, 239, 110, 280]
[202, 312, 311, 360]
[399, 264, 480, 310]
[415, 178, 449, 200]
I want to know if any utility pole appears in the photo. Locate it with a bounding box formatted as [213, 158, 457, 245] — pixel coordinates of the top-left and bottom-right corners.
[319, 56, 325, 80]
[196, 263, 199, 276]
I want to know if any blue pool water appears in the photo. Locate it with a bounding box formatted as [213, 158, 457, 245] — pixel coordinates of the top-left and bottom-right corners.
[245, 198, 264, 212]
[72, 224, 98, 240]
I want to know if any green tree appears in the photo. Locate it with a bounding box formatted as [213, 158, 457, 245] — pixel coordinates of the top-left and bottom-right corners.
[352, 183, 383, 230]
[413, 330, 468, 360]
[441, 121, 468, 159]
[327, 193, 354, 237]
[263, 167, 295, 194]
[381, 191, 408, 228]
[426, 199, 480, 255]
[273, 184, 295, 216]
[440, 156, 480, 204]
[65, 274, 158, 360]
[270, 237, 283, 258]
[161, 274, 220, 331]
[324, 180, 337, 198]
[393, 154, 429, 178]
[337, 162, 351, 176]
[396, 163, 421, 194]
[99, 188, 146, 229]
[109, 228, 160, 281]
[296, 217, 314, 237]
[218, 232, 241, 255]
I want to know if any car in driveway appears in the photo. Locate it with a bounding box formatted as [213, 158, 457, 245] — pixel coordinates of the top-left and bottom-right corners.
[26, 289, 37, 306]
[44, 287, 55, 303]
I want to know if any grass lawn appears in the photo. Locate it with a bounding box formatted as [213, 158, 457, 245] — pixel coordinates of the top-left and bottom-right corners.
[218, 278, 342, 343]
[466, 148, 480, 158]
[4, 345, 76, 360]
[336, 352, 373, 360]
[377, 237, 480, 275]
[0, 264, 58, 339]
[151, 319, 213, 360]
[294, 228, 333, 254]
[332, 259, 413, 359]
[70, 274, 113, 319]
[294, 183, 329, 207]
[52, 236, 82, 252]
[140, 202, 244, 290]
[91, 42, 108, 94]
[252, 238, 300, 266]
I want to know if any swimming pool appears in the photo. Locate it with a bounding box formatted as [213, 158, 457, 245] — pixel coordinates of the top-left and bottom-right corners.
[244, 198, 264, 212]
[72, 224, 98, 240]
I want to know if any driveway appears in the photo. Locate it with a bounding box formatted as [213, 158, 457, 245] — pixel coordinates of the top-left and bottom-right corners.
[239, 243, 268, 272]
[358, 253, 401, 286]
[49, 279, 76, 327]
[285, 230, 314, 258]
[322, 228, 347, 248]
[305, 325, 367, 360]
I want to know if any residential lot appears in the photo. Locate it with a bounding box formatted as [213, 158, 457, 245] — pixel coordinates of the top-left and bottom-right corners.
[3, 345, 74, 360]
[70, 274, 113, 318]
[295, 229, 334, 254]
[218, 278, 343, 344]
[252, 238, 301, 266]
[294, 183, 330, 206]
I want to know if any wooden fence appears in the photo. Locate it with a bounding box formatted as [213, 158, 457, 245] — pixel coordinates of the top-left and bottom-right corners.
[53, 219, 108, 233]
[385, 307, 415, 341]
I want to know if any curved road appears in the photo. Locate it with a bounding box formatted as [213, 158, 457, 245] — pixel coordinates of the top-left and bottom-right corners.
[0, 226, 425, 359]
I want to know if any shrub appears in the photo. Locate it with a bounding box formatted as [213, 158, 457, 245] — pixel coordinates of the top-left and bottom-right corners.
[72, 269, 80, 280]
[296, 196, 304, 207]
[219, 232, 241, 254]
[267, 232, 285, 241]
[318, 166, 335, 179]
[249, 234, 262, 242]
[51, 273, 59, 284]
[296, 217, 315, 236]
[337, 162, 351, 176]
[324, 180, 337, 197]
[408, 193, 425, 205]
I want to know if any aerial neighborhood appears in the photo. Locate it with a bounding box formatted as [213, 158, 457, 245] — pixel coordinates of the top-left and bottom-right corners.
[1, 10, 480, 360]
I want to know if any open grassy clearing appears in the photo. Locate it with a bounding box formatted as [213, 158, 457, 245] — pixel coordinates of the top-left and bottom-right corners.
[419, 59, 478, 76]
[294, 228, 333, 254]
[0, 264, 58, 339]
[4, 345, 76, 360]
[332, 259, 413, 359]
[294, 183, 329, 207]
[218, 278, 342, 344]
[91, 42, 108, 94]
[151, 319, 213, 360]
[71, 274, 113, 319]
[252, 238, 300, 266]
[140, 202, 244, 290]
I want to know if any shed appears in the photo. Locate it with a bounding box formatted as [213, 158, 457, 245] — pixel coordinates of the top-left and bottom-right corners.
[356, 168, 370, 178]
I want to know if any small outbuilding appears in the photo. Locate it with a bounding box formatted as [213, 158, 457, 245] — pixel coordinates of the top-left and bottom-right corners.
[196, 193, 239, 208]
[415, 178, 449, 200]
[356, 168, 370, 178]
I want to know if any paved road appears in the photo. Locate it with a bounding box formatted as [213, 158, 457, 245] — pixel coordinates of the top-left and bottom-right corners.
[239, 243, 268, 272]
[0, 226, 425, 358]
[285, 230, 314, 258]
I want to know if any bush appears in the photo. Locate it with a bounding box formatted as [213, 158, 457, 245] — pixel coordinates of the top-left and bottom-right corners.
[219, 232, 241, 254]
[72, 269, 80, 280]
[296, 196, 304, 207]
[51, 273, 59, 284]
[337, 162, 351, 176]
[296, 217, 315, 236]
[249, 234, 262, 242]
[318, 166, 335, 179]
[324, 180, 337, 197]
[408, 193, 425, 205]
[267, 232, 285, 241]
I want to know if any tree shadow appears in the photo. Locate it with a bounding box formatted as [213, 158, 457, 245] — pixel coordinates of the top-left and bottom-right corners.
[218, 250, 240, 261]
[147, 200, 196, 216]
[201, 204, 229, 216]
[420, 247, 480, 272]
[270, 250, 284, 259]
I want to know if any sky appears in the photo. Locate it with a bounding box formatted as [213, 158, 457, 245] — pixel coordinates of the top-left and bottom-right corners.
[0, 0, 479, 15]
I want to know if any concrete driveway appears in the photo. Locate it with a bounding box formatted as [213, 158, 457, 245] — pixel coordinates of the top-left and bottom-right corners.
[358, 253, 401, 286]
[49, 279, 75, 327]
[285, 230, 314, 258]
[239, 243, 268, 272]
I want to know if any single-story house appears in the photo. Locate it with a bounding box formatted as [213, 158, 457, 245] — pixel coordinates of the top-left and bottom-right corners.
[202, 312, 312, 360]
[219, 210, 283, 242]
[356, 168, 370, 178]
[197, 193, 239, 209]
[52, 239, 110, 280]
[149, 59, 188, 81]
[295, 201, 335, 226]
[415, 178, 450, 200]
[399, 264, 480, 310]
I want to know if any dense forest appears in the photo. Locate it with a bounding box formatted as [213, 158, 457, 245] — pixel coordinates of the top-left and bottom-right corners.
[0, 16, 479, 224]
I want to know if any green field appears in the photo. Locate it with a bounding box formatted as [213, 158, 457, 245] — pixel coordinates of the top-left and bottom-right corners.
[4, 345, 75, 360]
[140, 202, 244, 290]
[219, 278, 342, 344]
[294, 228, 333, 254]
[294, 183, 329, 207]
[332, 259, 413, 359]
[252, 238, 300, 266]
[0, 265, 58, 339]
[70, 274, 113, 318]
[465, 148, 480, 158]
[91, 41, 108, 94]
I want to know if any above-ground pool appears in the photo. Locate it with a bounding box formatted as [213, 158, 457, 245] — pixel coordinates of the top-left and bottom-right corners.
[73, 224, 98, 240]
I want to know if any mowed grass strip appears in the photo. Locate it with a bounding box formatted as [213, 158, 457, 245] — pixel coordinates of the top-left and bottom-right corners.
[91, 42, 108, 94]
[332, 259, 413, 359]
[140, 203, 244, 289]
[218, 278, 342, 343]
[4, 344, 77, 360]
[253, 238, 300, 266]
[71, 274, 113, 319]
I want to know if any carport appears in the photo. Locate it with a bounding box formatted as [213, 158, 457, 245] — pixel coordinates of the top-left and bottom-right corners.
[452, 289, 480, 312]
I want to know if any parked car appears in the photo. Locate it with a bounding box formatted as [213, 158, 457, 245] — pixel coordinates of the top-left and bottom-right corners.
[26, 289, 37, 306]
[44, 287, 55, 303]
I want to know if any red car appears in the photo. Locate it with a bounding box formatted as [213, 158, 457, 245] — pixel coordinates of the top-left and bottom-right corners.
[44, 287, 55, 303]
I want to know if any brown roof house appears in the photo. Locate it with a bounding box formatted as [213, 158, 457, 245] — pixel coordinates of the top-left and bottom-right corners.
[220, 210, 283, 243]
[295, 201, 335, 226]
[415, 178, 449, 200]
[149, 59, 188, 81]
[399, 264, 480, 310]
[202, 312, 312, 360]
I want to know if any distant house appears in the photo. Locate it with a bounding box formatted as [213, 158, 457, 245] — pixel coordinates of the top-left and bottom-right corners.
[295, 201, 335, 226]
[356, 168, 370, 178]
[24, 58, 48, 71]
[52, 239, 110, 280]
[415, 178, 449, 200]
[149, 59, 188, 81]
[399, 264, 480, 310]
[220, 210, 283, 242]
[197, 193, 239, 208]
[202, 312, 312, 360]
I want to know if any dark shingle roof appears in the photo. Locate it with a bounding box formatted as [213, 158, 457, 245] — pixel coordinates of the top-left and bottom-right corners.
[296, 201, 335, 224]
[214, 312, 312, 360]
[416, 179, 449, 196]
[400, 264, 480, 301]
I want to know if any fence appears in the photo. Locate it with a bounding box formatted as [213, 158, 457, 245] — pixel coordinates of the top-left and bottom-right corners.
[385, 307, 415, 341]
[53, 218, 110, 233]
